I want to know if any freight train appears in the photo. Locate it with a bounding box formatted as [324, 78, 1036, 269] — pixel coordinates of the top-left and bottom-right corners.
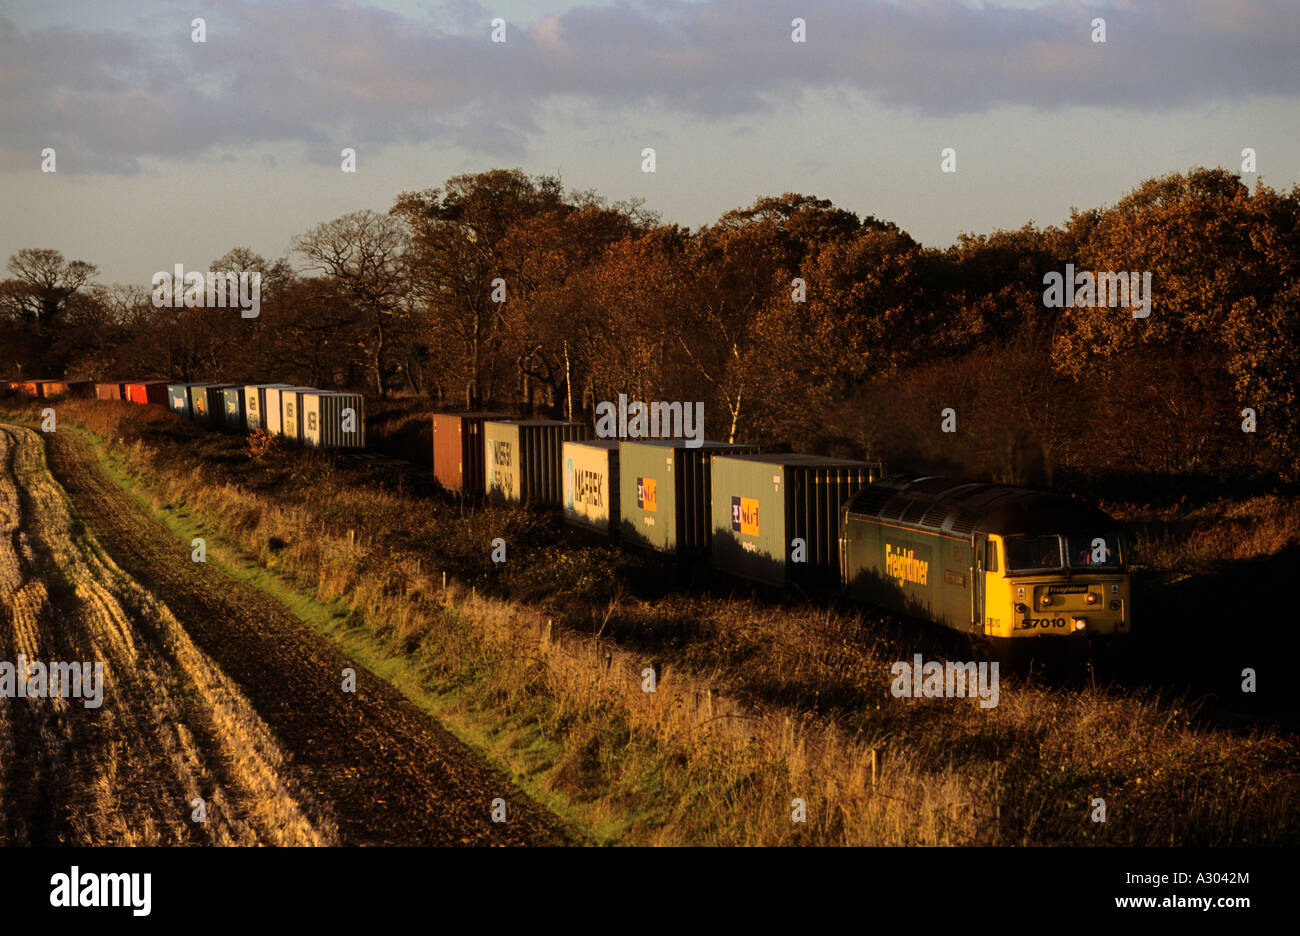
[433, 412, 1131, 646]
[3, 381, 1131, 645]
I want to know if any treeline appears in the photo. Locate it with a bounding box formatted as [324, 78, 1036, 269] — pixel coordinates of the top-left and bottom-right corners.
[3, 167, 1297, 484]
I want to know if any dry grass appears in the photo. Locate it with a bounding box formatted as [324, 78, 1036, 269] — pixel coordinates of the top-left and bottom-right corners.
[1103, 494, 1300, 573]
[10, 395, 1298, 846]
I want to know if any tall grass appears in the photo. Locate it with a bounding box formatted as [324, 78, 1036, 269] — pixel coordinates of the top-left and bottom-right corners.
[6, 395, 1297, 845]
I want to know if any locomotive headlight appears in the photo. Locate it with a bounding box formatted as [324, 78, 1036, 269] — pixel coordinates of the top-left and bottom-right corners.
[1109, 599, 1120, 611]
[1040, 594, 1053, 606]
[1086, 593, 1098, 605]
[1072, 618, 1086, 631]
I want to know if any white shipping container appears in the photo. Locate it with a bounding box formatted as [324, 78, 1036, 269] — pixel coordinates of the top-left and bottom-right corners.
[302, 391, 365, 449]
[244, 383, 291, 432]
[562, 440, 620, 535]
[270, 386, 315, 440]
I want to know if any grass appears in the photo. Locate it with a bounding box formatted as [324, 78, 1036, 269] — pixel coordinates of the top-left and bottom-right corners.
[4, 394, 1298, 846]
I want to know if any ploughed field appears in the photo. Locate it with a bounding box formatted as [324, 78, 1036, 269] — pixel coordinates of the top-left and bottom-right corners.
[0, 423, 567, 845]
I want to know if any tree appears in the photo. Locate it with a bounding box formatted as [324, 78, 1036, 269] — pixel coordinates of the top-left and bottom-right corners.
[0, 248, 99, 375]
[391, 169, 569, 408]
[292, 211, 409, 398]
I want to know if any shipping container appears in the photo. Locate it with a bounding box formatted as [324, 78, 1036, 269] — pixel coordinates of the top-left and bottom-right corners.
[95, 382, 123, 402]
[166, 383, 190, 415]
[432, 411, 513, 495]
[617, 440, 759, 554]
[242, 384, 292, 432]
[262, 386, 311, 436]
[124, 380, 170, 406]
[279, 387, 317, 442]
[192, 384, 235, 424]
[39, 380, 93, 398]
[710, 453, 882, 587]
[483, 419, 588, 506]
[183, 383, 216, 420]
[221, 386, 247, 430]
[302, 391, 365, 449]
[562, 440, 621, 535]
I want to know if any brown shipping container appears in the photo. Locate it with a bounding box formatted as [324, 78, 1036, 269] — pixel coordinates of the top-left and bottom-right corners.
[95, 382, 123, 401]
[432, 411, 513, 495]
[483, 419, 589, 507]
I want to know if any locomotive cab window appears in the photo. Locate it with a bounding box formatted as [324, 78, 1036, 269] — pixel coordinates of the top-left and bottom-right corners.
[1066, 534, 1123, 570]
[1004, 535, 1062, 572]
[985, 540, 999, 573]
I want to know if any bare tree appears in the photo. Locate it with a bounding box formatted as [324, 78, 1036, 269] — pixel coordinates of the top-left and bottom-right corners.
[292, 211, 409, 398]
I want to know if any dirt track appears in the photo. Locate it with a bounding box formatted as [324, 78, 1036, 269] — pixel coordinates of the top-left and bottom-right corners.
[0, 424, 570, 845]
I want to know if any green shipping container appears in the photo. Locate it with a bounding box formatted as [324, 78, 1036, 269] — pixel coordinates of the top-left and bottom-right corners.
[193, 384, 235, 424]
[166, 383, 190, 415]
[221, 386, 247, 430]
[710, 453, 882, 587]
[484, 419, 588, 506]
[618, 440, 758, 554]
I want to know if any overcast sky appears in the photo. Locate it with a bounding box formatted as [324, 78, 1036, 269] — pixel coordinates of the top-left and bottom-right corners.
[2, 0, 1297, 284]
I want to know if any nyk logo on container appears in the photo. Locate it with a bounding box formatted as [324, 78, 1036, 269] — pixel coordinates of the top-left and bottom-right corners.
[731, 497, 759, 535]
[637, 477, 657, 511]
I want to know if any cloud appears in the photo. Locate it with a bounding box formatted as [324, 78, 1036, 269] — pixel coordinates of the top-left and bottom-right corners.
[1, 0, 1295, 173]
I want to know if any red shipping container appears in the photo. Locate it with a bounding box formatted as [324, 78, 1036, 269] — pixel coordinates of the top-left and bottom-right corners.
[124, 380, 171, 406]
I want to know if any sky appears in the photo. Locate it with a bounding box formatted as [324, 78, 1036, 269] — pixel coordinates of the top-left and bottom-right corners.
[1, 0, 1297, 285]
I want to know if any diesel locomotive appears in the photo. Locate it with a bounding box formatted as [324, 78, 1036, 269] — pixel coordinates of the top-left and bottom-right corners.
[840, 476, 1130, 642]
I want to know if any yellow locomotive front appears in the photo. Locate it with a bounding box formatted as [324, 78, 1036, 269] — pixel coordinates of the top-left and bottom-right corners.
[980, 531, 1130, 639]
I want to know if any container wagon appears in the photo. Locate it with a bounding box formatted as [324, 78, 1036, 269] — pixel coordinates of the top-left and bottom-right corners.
[221, 386, 247, 430]
[618, 440, 759, 554]
[562, 439, 621, 536]
[302, 391, 365, 449]
[280, 388, 318, 443]
[432, 411, 513, 495]
[192, 384, 235, 424]
[243, 384, 292, 432]
[262, 386, 312, 436]
[483, 419, 588, 507]
[38, 380, 92, 398]
[710, 453, 880, 587]
[840, 476, 1131, 642]
[166, 383, 190, 415]
[183, 383, 217, 420]
[124, 380, 170, 406]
